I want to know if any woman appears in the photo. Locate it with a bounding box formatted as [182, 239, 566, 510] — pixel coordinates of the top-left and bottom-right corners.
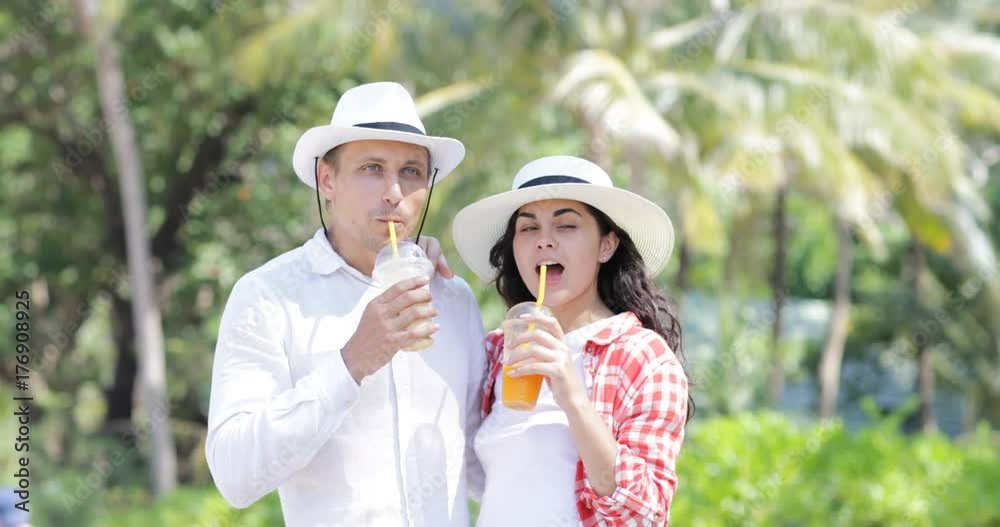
[453, 155, 693, 526]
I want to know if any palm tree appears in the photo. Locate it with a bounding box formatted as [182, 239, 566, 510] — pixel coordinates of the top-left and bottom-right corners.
[72, 0, 177, 496]
[235, 0, 1000, 424]
[543, 2, 734, 262]
[818, 216, 853, 419]
[908, 240, 938, 432]
[683, 1, 1000, 416]
[539, 0, 1000, 417]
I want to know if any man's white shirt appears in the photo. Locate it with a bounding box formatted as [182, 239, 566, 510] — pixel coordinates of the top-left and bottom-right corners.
[206, 228, 486, 526]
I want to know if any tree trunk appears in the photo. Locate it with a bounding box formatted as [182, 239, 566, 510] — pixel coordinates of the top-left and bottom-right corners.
[625, 143, 649, 196]
[918, 342, 937, 433]
[818, 216, 854, 419]
[768, 185, 789, 406]
[909, 241, 938, 433]
[583, 114, 612, 169]
[717, 221, 740, 414]
[73, 0, 177, 496]
[676, 236, 691, 293]
[104, 294, 137, 430]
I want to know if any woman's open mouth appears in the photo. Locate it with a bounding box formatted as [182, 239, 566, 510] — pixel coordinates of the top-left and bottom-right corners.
[536, 261, 564, 286]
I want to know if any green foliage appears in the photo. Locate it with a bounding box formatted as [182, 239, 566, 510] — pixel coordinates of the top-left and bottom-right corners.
[83, 414, 999, 526]
[672, 412, 1000, 527]
[4, 0, 1000, 517]
[91, 486, 283, 527]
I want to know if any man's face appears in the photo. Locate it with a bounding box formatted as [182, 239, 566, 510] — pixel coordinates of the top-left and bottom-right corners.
[318, 139, 431, 258]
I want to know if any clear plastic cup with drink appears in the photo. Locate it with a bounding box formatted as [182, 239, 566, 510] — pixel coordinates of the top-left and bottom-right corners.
[372, 241, 435, 352]
[501, 301, 553, 411]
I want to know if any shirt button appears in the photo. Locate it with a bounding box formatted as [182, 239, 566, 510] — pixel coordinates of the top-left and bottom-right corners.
[653, 512, 663, 521]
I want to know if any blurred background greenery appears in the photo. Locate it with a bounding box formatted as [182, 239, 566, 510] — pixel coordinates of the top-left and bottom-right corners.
[2, 0, 1000, 525]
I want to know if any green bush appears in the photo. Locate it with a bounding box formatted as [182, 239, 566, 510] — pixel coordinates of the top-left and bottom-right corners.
[88, 413, 998, 526]
[671, 412, 1000, 527]
[94, 486, 283, 527]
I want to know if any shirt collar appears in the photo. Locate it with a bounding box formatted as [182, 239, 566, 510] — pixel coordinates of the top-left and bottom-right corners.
[586, 311, 642, 349]
[303, 228, 347, 275]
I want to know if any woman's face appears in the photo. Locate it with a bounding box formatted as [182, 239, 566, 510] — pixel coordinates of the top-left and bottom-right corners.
[511, 199, 618, 309]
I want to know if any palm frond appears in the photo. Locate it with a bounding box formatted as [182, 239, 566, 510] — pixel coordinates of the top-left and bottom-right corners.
[731, 60, 963, 208]
[553, 49, 680, 156]
[415, 78, 496, 118]
[647, 14, 724, 51]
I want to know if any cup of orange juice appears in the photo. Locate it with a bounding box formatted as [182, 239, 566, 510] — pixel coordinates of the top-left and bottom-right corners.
[500, 301, 553, 410]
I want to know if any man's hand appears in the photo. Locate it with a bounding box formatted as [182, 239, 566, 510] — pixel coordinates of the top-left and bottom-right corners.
[341, 275, 440, 383]
[411, 236, 454, 279]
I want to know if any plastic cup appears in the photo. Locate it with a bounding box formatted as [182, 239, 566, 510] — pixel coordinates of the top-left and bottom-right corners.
[500, 301, 553, 410]
[372, 241, 435, 352]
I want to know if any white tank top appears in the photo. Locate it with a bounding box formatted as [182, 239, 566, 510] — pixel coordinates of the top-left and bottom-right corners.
[473, 318, 611, 527]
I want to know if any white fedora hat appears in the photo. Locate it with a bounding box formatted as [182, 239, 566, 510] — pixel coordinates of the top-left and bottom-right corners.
[453, 155, 675, 282]
[292, 82, 465, 188]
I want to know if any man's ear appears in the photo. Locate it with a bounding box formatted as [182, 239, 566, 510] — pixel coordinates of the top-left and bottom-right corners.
[317, 159, 336, 201]
[599, 231, 619, 263]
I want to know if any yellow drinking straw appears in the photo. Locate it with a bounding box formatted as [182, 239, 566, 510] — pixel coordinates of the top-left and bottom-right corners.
[388, 221, 400, 259]
[507, 264, 547, 365]
[529, 264, 547, 332]
[536, 265, 547, 305]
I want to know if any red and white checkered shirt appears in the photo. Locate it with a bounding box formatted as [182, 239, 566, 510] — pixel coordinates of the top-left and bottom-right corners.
[480, 311, 689, 526]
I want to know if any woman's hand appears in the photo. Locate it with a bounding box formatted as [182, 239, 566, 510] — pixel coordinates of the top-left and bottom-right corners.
[504, 312, 589, 411]
[507, 313, 622, 500]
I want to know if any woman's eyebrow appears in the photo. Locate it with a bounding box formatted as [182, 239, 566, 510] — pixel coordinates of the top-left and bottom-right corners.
[553, 208, 582, 218]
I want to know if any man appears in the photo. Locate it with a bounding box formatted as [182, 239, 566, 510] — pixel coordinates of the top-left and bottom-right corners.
[206, 82, 486, 526]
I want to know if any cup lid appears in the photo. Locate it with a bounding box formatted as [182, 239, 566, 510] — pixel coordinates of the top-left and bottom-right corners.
[375, 240, 428, 266]
[505, 301, 552, 319]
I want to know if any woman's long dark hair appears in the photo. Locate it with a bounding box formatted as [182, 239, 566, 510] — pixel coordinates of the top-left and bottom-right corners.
[488, 203, 695, 420]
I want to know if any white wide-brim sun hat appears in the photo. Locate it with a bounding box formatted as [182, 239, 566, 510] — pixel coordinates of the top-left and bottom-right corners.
[292, 82, 465, 188]
[453, 155, 675, 282]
